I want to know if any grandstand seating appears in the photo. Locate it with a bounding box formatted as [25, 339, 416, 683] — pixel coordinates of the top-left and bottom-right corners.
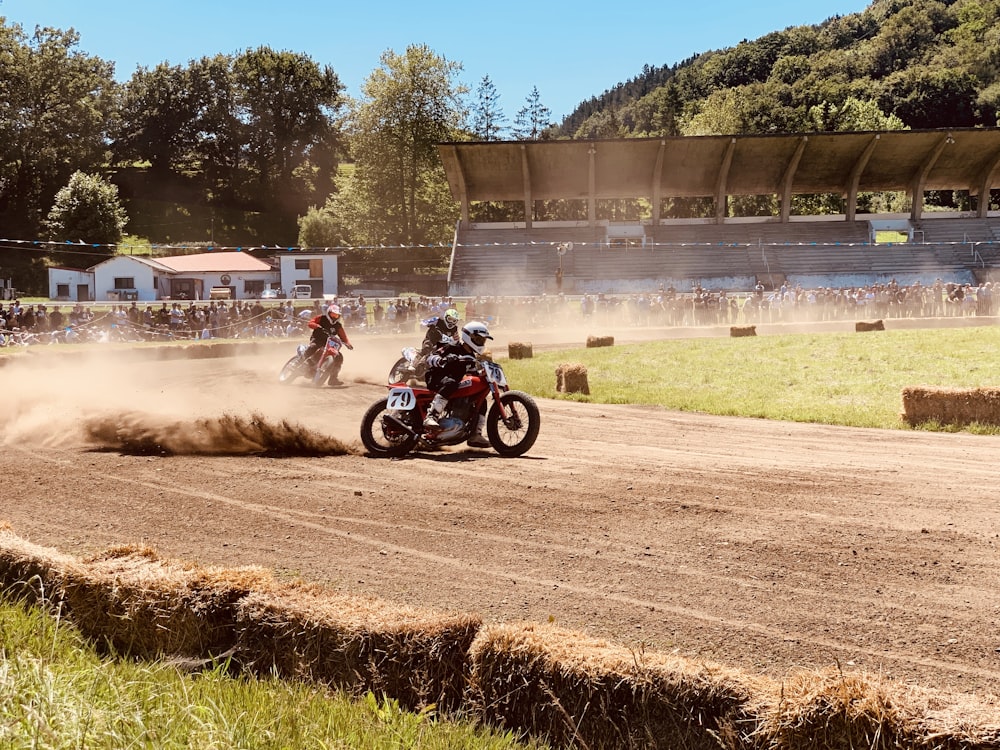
[448, 217, 1000, 296]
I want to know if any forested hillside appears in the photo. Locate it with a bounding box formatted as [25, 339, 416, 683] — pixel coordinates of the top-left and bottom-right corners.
[556, 0, 1000, 138]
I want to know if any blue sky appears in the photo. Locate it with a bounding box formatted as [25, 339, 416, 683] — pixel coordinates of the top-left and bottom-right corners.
[1, 0, 872, 124]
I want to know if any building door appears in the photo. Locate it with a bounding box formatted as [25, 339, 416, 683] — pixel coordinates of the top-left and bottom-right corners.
[77, 284, 90, 302]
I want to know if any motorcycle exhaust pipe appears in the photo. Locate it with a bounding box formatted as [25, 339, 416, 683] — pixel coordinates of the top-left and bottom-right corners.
[384, 413, 419, 437]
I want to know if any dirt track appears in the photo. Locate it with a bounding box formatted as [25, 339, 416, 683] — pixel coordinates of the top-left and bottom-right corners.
[2, 324, 1000, 707]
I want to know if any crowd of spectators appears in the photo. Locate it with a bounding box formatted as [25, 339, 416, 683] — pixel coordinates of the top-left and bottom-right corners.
[2, 278, 996, 347]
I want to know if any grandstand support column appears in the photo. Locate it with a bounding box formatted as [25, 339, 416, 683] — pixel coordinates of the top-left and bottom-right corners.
[652, 140, 665, 224]
[715, 138, 736, 223]
[520, 144, 533, 229]
[847, 134, 879, 222]
[780, 136, 807, 222]
[975, 148, 1000, 218]
[588, 145, 597, 226]
[909, 133, 951, 223]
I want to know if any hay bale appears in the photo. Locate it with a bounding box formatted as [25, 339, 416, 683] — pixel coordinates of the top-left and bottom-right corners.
[59, 544, 271, 661]
[555, 363, 590, 395]
[0, 524, 75, 605]
[730, 325, 757, 337]
[855, 319, 885, 332]
[586, 335, 614, 348]
[235, 583, 482, 714]
[508, 342, 533, 359]
[468, 622, 762, 750]
[748, 667, 1000, 750]
[901, 386, 1000, 427]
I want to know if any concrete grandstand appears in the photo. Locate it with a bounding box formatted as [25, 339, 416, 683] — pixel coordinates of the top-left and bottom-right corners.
[437, 129, 1000, 296]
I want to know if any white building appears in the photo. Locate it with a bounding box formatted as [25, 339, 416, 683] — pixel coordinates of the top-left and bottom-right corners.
[48, 266, 97, 302]
[274, 252, 339, 298]
[47, 250, 339, 302]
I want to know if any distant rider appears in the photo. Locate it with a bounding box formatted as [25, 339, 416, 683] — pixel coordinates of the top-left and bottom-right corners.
[305, 303, 354, 385]
[422, 320, 493, 448]
[409, 307, 460, 376]
[422, 307, 460, 354]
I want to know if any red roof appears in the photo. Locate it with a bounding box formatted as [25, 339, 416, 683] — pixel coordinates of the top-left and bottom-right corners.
[157, 251, 272, 273]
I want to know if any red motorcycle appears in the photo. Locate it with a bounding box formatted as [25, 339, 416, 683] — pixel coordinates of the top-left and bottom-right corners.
[277, 336, 345, 387]
[360, 356, 540, 457]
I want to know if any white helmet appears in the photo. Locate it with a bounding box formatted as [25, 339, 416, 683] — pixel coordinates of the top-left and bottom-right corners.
[326, 303, 341, 321]
[461, 320, 493, 354]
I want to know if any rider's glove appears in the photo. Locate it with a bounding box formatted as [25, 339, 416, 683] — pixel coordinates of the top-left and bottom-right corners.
[346, 343, 354, 350]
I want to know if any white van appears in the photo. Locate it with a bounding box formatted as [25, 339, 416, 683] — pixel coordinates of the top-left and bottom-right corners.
[291, 285, 313, 299]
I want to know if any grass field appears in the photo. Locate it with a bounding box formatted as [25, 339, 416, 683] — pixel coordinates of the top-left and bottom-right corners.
[503, 325, 1000, 432]
[0, 601, 547, 750]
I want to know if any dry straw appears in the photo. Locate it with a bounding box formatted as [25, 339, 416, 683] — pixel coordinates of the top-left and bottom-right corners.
[555, 363, 590, 395]
[730, 325, 757, 337]
[60, 544, 271, 661]
[0, 524, 75, 606]
[586, 335, 614, 348]
[468, 621, 763, 750]
[901, 386, 1000, 427]
[235, 582, 481, 714]
[508, 342, 534, 359]
[855, 319, 886, 332]
[747, 667, 1000, 750]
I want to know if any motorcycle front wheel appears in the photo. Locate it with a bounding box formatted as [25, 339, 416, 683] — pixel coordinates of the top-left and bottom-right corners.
[487, 390, 541, 457]
[387, 356, 410, 384]
[360, 398, 420, 457]
[278, 356, 302, 384]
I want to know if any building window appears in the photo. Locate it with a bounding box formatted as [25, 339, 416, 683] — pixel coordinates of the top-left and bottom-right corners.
[113, 277, 135, 289]
[244, 280, 264, 296]
[294, 259, 311, 270]
[56, 284, 70, 297]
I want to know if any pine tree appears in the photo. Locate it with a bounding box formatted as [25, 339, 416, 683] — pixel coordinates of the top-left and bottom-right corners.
[470, 75, 507, 140]
[512, 86, 552, 140]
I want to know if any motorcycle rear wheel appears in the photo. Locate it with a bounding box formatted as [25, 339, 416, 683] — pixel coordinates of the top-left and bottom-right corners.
[360, 398, 420, 457]
[487, 390, 541, 457]
[278, 356, 301, 384]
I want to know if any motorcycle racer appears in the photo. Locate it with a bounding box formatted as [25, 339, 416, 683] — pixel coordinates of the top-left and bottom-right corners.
[305, 303, 354, 385]
[422, 320, 493, 447]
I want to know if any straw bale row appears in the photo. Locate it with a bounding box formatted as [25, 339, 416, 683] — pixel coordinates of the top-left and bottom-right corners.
[586, 335, 614, 348]
[1, 526, 997, 749]
[555, 363, 590, 395]
[901, 386, 1000, 426]
[730, 325, 757, 337]
[236, 584, 479, 712]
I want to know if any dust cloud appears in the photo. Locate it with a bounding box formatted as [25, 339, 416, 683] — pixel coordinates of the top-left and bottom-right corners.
[0, 340, 409, 456]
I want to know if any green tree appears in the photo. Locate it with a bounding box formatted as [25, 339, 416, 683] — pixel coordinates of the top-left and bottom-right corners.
[512, 86, 552, 140]
[332, 44, 465, 247]
[112, 63, 200, 177]
[45, 171, 128, 246]
[0, 21, 115, 238]
[188, 54, 244, 206]
[297, 204, 345, 248]
[879, 66, 980, 128]
[231, 47, 344, 216]
[470, 75, 507, 140]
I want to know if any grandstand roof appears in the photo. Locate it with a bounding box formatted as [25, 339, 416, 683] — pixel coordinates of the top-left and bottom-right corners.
[438, 128, 1000, 224]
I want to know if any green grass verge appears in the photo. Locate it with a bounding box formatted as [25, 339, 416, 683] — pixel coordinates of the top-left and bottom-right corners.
[0, 600, 547, 750]
[502, 326, 1000, 433]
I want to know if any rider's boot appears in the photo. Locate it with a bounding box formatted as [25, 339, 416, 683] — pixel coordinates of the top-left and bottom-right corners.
[328, 360, 343, 385]
[467, 415, 490, 447]
[423, 394, 448, 429]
